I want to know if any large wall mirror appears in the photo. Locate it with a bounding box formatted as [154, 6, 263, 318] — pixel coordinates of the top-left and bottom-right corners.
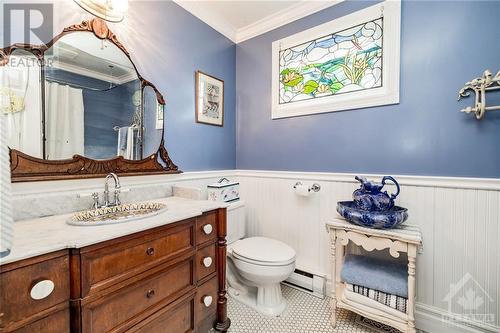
[0, 18, 179, 182]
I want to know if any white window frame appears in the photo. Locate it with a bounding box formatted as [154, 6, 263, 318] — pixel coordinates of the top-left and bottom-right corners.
[271, 0, 401, 119]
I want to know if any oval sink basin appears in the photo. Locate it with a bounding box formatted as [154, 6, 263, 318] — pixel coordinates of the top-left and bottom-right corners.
[67, 202, 167, 226]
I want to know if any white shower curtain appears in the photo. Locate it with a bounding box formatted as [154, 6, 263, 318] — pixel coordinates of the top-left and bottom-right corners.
[117, 126, 136, 159]
[45, 82, 85, 160]
[0, 56, 43, 158]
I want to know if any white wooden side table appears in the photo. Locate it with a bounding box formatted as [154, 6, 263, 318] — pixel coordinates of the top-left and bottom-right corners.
[325, 218, 422, 333]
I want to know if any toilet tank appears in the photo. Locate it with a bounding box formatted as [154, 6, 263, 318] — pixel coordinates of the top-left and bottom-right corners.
[226, 201, 246, 244]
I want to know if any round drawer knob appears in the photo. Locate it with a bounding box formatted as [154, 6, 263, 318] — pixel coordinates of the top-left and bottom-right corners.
[146, 247, 155, 256]
[203, 295, 213, 307]
[202, 257, 213, 268]
[202, 224, 213, 235]
[30, 280, 55, 300]
[146, 289, 155, 298]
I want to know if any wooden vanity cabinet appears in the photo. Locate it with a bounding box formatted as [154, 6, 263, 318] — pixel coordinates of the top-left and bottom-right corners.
[0, 250, 70, 333]
[0, 208, 230, 333]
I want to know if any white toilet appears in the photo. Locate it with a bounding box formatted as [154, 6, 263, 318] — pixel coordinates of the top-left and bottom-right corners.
[226, 201, 296, 316]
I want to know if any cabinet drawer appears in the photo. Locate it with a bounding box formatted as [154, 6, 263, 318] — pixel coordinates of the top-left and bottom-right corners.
[196, 212, 217, 245]
[80, 221, 195, 296]
[127, 294, 194, 333]
[82, 257, 194, 333]
[196, 243, 216, 281]
[0, 253, 69, 327]
[196, 277, 218, 331]
[10, 306, 70, 333]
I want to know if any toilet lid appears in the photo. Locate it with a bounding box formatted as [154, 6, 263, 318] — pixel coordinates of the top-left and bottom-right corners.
[231, 237, 296, 265]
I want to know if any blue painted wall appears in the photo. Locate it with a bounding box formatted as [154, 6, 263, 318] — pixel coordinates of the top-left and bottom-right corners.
[127, 1, 236, 171]
[236, 0, 500, 178]
[2, 0, 236, 171]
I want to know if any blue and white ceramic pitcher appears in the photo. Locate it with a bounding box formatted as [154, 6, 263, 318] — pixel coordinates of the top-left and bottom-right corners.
[352, 176, 400, 211]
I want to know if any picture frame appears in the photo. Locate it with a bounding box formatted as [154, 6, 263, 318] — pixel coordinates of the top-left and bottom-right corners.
[195, 71, 224, 126]
[271, 1, 401, 119]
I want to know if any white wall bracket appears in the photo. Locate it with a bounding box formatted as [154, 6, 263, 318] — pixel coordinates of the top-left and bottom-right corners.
[458, 69, 500, 120]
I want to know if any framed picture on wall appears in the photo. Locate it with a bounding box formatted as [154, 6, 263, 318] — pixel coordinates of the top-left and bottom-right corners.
[271, 1, 401, 119]
[195, 71, 224, 126]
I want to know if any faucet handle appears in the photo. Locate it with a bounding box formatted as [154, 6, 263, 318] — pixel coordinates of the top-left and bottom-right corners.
[76, 192, 100, 209]
[77, 191, 100, 209]
[77, 191, 97, 198]
[91, 192, 100, 209]
[114, 188, 121, 206]
[113, 188, 130, 206]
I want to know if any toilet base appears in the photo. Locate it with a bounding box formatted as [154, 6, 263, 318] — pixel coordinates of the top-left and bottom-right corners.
[228, 283, 287, 317]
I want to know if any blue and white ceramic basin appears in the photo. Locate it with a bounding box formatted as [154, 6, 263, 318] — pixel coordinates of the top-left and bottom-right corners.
[336, 201, 408, 229]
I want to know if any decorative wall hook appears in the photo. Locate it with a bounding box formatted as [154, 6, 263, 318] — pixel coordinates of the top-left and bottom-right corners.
[458, 69, 500, 120]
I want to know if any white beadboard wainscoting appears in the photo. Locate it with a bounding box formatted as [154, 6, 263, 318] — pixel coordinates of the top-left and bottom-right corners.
[11, 170, 500, 332]
[235, 170, 500, 333]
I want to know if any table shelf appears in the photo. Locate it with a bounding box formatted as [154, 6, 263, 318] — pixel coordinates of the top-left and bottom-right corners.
[325, 218, 422, 333]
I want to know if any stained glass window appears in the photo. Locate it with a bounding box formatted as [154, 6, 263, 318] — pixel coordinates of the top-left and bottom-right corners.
[278, 18, 383, 105]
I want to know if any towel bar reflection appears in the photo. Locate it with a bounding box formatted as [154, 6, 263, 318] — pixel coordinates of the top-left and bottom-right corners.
[113, 125, 139, 131]
[293, 182, 321, 192]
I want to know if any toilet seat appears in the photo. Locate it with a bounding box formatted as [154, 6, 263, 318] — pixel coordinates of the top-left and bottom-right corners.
[231, 237, 296, 266]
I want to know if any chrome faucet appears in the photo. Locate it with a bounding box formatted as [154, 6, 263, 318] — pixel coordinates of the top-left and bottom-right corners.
[77, 173, 129, 209]
[103, 173, 121, 207]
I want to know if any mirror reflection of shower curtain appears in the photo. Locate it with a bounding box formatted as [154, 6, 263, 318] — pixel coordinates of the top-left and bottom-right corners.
[45, 82, 84, 159]
[117, 126, 136, 159]
[0, 56, 43, 158]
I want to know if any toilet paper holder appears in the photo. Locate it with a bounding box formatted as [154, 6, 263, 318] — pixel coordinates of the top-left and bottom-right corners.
[293, 182, 321, 192]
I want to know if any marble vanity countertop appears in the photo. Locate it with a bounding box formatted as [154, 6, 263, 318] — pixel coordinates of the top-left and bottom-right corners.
[1, 197, 228, 266]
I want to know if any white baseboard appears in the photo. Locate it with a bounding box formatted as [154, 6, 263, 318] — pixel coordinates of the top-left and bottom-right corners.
[416, 304, 500, 333]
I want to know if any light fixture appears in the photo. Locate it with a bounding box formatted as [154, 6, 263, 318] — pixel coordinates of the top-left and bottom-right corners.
[73, 0, 128, 23]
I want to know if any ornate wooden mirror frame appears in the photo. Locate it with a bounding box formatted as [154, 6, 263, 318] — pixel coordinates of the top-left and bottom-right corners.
[0, 18, 180, 182]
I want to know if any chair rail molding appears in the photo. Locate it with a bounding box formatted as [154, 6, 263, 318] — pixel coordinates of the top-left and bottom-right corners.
[235, 170, 500, 191]
[11, 170, 236, 196]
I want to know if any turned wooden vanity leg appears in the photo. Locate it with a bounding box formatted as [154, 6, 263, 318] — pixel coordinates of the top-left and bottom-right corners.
[329, 230, 337, 327]
[407, 245, 417, 333]
[214, 208, 231, 332]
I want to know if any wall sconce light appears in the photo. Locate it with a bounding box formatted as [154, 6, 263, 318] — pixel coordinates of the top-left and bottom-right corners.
[73, 0, 129, 23]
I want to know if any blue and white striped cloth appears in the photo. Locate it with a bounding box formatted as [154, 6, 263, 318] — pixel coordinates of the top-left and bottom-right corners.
[347, 283, 408, 313]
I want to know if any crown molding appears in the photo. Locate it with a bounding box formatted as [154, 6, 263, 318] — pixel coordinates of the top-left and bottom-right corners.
[172, 0, 237, 42]
[51, 62, 137, 85]
[173, 0, 344, 44]
[235, 0, 344, 43]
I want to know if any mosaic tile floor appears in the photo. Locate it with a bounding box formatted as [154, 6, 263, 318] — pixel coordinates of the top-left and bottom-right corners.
[223, 285, 384, 333]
